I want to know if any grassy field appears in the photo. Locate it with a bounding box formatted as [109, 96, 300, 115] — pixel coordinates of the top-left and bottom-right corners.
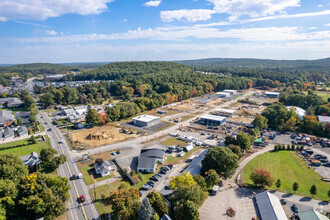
[89, 179, 126, 215]
[133, 173, 154, 190]
[37, 124, 45, 132]
[303, 90, 329, 101]
[241, 151, 330, 201]
[0, 135, 51, 156]
[161, 137, 187, 147]
[166, 147, 201, 164]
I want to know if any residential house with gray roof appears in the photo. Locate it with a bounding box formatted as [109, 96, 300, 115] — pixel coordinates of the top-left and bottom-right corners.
[0, 110, 14, 127]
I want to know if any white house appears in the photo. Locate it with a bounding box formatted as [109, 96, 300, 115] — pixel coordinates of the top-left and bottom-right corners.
[94, 160, 117, 177]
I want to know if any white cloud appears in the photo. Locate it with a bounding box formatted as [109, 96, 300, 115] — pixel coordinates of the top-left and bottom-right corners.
[326, 23, 330, 27]
[0, 0, 113, 21]
[12, 26, 330, 43]
[160, 9, 214, 22]
[143, 0, 161, 7]
[161, 0, 300, 22]
[45, 30, 58, 35]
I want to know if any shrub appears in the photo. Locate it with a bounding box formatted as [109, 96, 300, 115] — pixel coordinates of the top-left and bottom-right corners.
[95, 158, 103, 163]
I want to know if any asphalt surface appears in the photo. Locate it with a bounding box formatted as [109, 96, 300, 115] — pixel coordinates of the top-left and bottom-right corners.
[38, 111, 99, 220]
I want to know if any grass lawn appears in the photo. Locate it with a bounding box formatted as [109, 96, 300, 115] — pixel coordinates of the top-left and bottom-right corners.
[161, 137, 187, 147]
[0, 135, 51, 156]
[133, 173, 154, 190]
[77, 152, 114, 185]
[166, 147, 201, 164]
[303, 90, 329, 101]
[37, 124, 45, 132]
[241, 151, 330, 201]
[89, 179, 126, 215]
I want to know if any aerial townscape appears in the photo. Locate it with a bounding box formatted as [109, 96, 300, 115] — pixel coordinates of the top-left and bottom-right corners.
[0, 0, 329, 220]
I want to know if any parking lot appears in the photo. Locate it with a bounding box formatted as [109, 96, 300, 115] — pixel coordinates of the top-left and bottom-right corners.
[120, 121, 171, 134]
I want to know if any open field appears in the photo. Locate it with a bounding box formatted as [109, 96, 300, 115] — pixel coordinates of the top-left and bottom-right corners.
[0, 135, 51, 156]
[77, 151, 115, 185]
[161, 137, 187, 147]
[69, 124, 138, 149]
[241, 151, 330, 201]
[315, 91, 329, 101]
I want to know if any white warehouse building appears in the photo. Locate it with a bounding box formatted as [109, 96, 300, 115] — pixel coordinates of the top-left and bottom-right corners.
[200, 114, 227, 126]
[223, 89, 237, 95]
[286, 106, 306, 120]
[215, 92, 231, 98]
[132, 115, 160, 127]
[215, 108, 236, 117]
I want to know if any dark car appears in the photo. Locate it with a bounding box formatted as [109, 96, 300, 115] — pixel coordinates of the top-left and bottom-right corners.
[80, 195, 85, 203]
[160, 169, 167, 174]
[150, 176, 160, 181]
[163, 166, 170, 171]
[280, 199, 286, 205]
[147, 181, 154, 187]
[47, 128, 51, 131]
[291, 204, 298, 213]
[116, 151, 120, 154]
[72, 174, 76, 180]
[166, 164, 173, 169]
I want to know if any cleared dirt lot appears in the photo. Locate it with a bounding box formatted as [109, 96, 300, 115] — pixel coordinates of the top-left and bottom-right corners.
[69, 124, 139, 149]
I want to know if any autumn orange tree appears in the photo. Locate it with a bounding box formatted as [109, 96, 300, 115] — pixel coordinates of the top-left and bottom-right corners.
[250, 169, 273, 188]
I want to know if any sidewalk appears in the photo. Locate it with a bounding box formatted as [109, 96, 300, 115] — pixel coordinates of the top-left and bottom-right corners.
[0, 131, 46, 144]
[86, 175, 122, 190]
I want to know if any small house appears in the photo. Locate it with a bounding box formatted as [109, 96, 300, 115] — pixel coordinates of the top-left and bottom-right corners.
[17, 126, 28, 137]
[20, 152, 41, 171]
[3, 127, 14, 139]
[137, 149, 165, 173]
[94, 160, 117, 177]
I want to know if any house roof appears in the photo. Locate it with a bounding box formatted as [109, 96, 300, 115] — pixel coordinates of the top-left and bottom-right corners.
[0, 110, 13, 122]
[132, 114, 160, 123]
[63, 109, 76, 114]
[200, 114, 227, 122]
[298, 210, 328, 220]
[137, 149, 165, 169]
[255, 191, 287, 220]
[3, 127, 14, 137]
[7, 97, 23, 106]
[74, 105, 87, 111]
[20, 152, 41, 166]
[318, 116, 330, 124]
[17, 126, 28, 135]
[94, 160, 115, 173]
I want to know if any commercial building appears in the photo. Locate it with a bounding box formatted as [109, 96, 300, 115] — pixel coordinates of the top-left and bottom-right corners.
[318, 115, 330, 124]
[286, 106, 306, 120]
[297, 210, 328, 220]
[63, 108, 76, 116]
[264, 92, 280, 98]
[182, 150, 208, 176]
[0, 110, 14, 127]
[255, 191, 287, 220]
[132, 114, 160, 127]
[68, 115, 82, 122]
[215, 108, 236, 117]
[74, 105, 88, 115]
[223, 89, 237, 95]
[137, 149, 165, 173]
[215, 92, 231, 98]
[200, 114, 227, 126]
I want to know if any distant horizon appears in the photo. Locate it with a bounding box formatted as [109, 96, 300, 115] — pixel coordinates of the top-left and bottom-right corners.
[1, 56, 330, 66]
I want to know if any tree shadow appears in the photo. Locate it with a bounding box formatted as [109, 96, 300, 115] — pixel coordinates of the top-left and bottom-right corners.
[299, 197, 312, 202]
[318, 201, 329, 206]
[282, 193, 293, 198]
[234, 187, 261, 198]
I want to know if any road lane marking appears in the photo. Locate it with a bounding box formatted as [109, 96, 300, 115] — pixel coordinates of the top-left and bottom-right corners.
[41, 112, 88, 220]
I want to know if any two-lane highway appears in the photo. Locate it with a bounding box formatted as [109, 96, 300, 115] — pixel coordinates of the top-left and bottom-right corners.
[38, 111, 99, 220]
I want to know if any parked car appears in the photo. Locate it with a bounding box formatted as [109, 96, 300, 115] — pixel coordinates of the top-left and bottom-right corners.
[162, 166, 170, 171]
[72, 174, 76, 180]
[150, 176, 160, 181]
[307, 142, 313, 146]
[280, 199, 286, 205]
[47, 128, 51, 131]
[147, 181, 154, 187]
[80, 195, 85, 203]
[166, 164, 173, 169]
[160, 169, 167, 174]
[291, 204, 298, 213]
[116, 151, 120, 154]
[177, 147, 183, 152]
[141, 184, 152, 190]
[111, 152, 116, 156]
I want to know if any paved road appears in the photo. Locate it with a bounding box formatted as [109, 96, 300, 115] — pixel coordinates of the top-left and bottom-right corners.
[26, 77, 35, 95]
[70, 91, 254, 162]
[38, 111, 99, 220]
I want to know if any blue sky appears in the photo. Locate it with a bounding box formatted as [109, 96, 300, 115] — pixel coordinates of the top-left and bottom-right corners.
[0, 0, 330, 63]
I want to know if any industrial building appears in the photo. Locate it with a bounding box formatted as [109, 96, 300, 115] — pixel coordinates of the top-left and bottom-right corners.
[200, 114, 227, 126]
[214, 108, 236, 117]
[318, 115, 330, 124]
[255, 191, 287, 220]
[223, 89, 237, 95]
[132, 114, 160, 127]
[264, 92, 280, 98]
[286, 106, 306, 120]
[215, 92, 231, 98]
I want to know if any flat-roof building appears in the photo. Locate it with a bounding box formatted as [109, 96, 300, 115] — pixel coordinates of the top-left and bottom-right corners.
[255, 191, 287, 220]
[132, 114, 160, 127]
[215, 108, 236, 117]
[215, 92, 231, 98]
[318, 115, 330, 124]
[223, 89, 237, 95]
[200, 114, 226, 126]
[264, 92, 280, 98]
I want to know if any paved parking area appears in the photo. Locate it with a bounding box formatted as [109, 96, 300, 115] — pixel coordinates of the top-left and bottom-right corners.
[199, 185, 257, 220]
[120, 121, 170, 134]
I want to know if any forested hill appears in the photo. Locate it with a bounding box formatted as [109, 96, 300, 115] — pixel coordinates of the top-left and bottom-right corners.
[0, 63, 71, 75]
[62, 61, 193, 81]
[177, 58, 330, 83]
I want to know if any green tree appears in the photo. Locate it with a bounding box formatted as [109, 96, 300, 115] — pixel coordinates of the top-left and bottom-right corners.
[40, 93, 55, 109]
[40, 149, 66, 171]
[86, 108, 101, 125]
[0, 154, 28, 184]
[28, 135, 37, 144]
[169, 172, 196, 189]
[23, 95, 35, 108]
[17, 118, 23, 125]
[252, 115, 268, 129]
[153, 212, 160, 220]
[250, 169, 273, 188]
[306, 106, 315, 116]
[147, 191, 169, 217]
[174, 200, 199, 220]
[29, 115, 37, 124]
[29, 103, 39, 115]
[292, 182, 299, 193]
[275, 179, 281, 189]
[110, 188, 141, 220]
[202, 147, 238, 178]
[310, 185, 317, 196]
[225, 136, 238, 146]
[192, 175, 207, 191]
[138, 198, 154, 220]
[0, 179, 18, 218]
[262, 104, 288, 130]
[236, 132, 251, 151]
[205, 169, 220, 189]
[171, 185, 208, 207]
[228, 144, 242, 157]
